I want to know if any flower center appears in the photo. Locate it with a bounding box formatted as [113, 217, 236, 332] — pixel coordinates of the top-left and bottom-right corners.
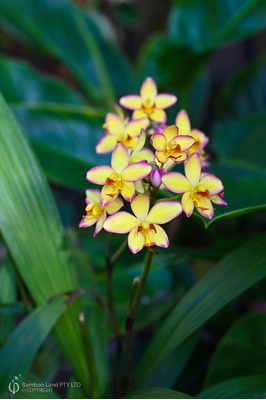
[84, 203, 103, 219]
[137, 220, 157, 247]
[191, 184, 210, 210]
[118, 134, 133, 147]
[164, 140, 182, 160]
[142, 99, 155, 114]
[105, 172, 123, 196]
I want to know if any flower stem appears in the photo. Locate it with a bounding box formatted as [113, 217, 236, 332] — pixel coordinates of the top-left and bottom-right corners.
[157, 193, 182, 202]
[125, 248, 153, 390]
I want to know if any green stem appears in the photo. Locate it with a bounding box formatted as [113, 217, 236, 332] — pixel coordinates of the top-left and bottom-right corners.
[111, 237, 128, 265]
[79, 313, 95, 398]
[125, 249, 153, 390]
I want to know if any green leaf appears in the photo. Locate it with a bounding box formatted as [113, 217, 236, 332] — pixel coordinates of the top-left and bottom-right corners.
[0, 0, 136, 104]
[218, 52, 266, 119]
[169, 0, 266, 52]
[12, 103, 107, 191]
[0, 297, 66, 397]
[0, 92, 91, 395]
[198, 161, 266, 227]
[196, 376, 266, 399]
[205, 313, 266, 387]
[212, 113, 266, 171]
[125, 387, 192, 399]
[136, 233, 266, 385]
[0, 56, 84, 105]
[0, 259, 16, 345]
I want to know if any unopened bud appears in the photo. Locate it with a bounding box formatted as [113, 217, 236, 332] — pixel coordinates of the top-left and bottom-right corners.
[150, 169, 163, 188]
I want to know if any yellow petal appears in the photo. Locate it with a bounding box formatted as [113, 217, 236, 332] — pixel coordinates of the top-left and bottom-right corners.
[128, 226, 145, 254]
[86, 165, 114, 185]
[175, 110, 191, 135]
[131, 148, 154, 163]
[196, 198, 214, 219]
[163, 125, 179, 142]
[182, 192, 194, 217]
[199, 174, 223, 195]
[149, 224, 169, 248]
[119, 95, 142, 110]
[135, 179, 145, 194]
[132, 109, 148, 120]
[147, 201, 182, 224]
[155, 94, 177, 109]
[155, 150, 168, 164]
[120, 181, 135, 202]
[162, 172, 193, 193]
[185, 153, 201, 186]
[104, 212, 140, 233]
[131, 129, 146, 156]
[150, 108, 166, 123]
[125, 118, 149, 138]
[151, 133, 166, 151]
[85, 189, 100, 204]
[131, 194, 149, 220]
[141, 77, 157, 100]
[121, 162, 152, 182]
[100, 185, 119, 207]
[111, 143, 129, 174]
[106, 113, 124, 136]
[94, 210, 107, 236]
[79, 216, 98, 228]
[96, 135, 117, 154]
[105, 197, 124, 214]
[176, 135, 196, 151]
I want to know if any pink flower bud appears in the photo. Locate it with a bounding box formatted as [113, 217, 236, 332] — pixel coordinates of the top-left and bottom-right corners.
[150, 169, 163, 188]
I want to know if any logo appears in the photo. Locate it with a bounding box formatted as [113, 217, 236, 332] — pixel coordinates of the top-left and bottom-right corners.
[8, 375, 21, 395]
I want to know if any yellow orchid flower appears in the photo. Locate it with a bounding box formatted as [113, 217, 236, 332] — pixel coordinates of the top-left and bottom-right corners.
[79, 189, 123, 236]
[151, 125, 195, 164]
[128, 129, 154, 164]
[175, 110, 209, 168]
[119, 77, 177, 123]
[162, 153, 227, 219]
[96, 112, 149, 154]
[103, 194, 182, 254]
[86, 143, 152, 207]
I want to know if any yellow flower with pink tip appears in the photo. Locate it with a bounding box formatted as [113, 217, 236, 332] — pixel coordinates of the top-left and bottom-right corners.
[162, 153, 227, 219]
[151, 125, 195, 164]
[86, 143, 152, 207]
[175, 110, 209, 167]
[103, 194, 182, 254]
[79, 189, 123, 236]
[96, 113, 149, 154]
[119, 77, 177, 123]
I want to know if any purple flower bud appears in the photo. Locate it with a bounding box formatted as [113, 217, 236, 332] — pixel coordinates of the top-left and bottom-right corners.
[150, 169, 164, 188]
[154, 123, 167, 135]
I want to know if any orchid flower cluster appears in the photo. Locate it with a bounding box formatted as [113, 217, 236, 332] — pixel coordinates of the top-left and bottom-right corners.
[80, 78, 227, 254]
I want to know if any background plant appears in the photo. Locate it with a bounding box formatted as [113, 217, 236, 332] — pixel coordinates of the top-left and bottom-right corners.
[0, 0, 266, 399]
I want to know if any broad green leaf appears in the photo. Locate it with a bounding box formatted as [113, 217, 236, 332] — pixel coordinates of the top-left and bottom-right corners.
[218, 52, 266, 119]
[0, 56, 84, 105]
[0, 0, 136, 104]
[205, 313, 266, 387]
[140, 332, 199, 389]
[196, 376, 266, 399]
[0, 92, 90, 395]
[12, 104, 108, 191]
[169, 0, 266, 52]
[125, 387, 192, 399]
[136, 233, 266, 384]
[212, 113, 266, 170]
[0, 297, 66, 397]
[198, 162, 266, 227]
[0, 259, 16, 345]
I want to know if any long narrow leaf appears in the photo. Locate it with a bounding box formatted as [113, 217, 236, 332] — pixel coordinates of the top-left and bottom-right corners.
[136, 233, 266, 384]
[0, 92, 90, 395]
